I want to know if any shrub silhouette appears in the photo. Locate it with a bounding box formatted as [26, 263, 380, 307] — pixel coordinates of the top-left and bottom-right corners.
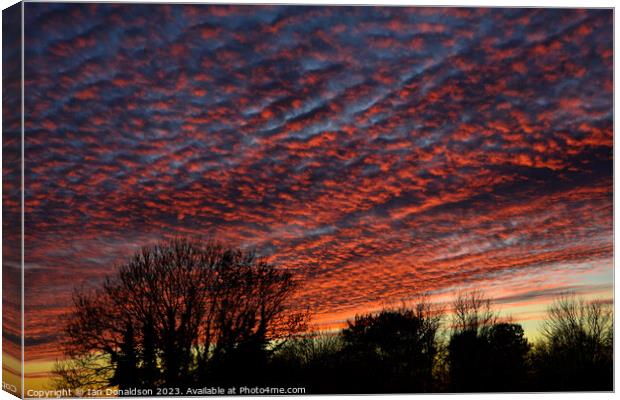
[530, 295, 613, 391]
[53, 238, 307, 391]
[270, 332, 344, 392]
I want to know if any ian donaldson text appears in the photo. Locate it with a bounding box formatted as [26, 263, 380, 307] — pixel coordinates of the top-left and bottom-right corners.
[26, 388, 155, 397]
[26, 386, 306, 397]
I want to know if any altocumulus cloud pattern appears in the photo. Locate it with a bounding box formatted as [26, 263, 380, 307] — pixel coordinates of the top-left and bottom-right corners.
[5, 4, 612, 360]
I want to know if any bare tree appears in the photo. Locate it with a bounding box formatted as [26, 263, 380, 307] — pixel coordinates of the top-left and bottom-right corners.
[203, 249, 308, 384]
[451, 290, 497, 335]
[275, 330, 343, 368]
[52, 353, 115, 392]
[541, 294, 612, 349]
[54, 238, 307, 391]
[532, 294, 613, 390]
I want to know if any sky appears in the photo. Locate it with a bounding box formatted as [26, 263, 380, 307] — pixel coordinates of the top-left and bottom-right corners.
[2, 3, 613, 389]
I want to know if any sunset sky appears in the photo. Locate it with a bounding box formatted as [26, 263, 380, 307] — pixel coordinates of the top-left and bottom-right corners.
[3, 3, 613, 389]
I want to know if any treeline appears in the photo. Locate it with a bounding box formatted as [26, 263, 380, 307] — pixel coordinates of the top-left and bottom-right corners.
[53, 239, 613, 394]
[270, 292, 613, 393]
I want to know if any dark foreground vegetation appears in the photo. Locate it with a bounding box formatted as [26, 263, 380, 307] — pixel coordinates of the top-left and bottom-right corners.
[272, 292, 612, 393]
[54, 238, 613, 394]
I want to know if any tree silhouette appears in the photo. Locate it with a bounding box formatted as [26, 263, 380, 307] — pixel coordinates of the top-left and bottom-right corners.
[448, 329, 488, 391]
[203, 248, 308, 385]
[485, 323, 530, 391]
[447, 291, 495, 391]
[53, 238, 307, 391]
[448, 291, 530, 392]
[337, 302, 443, 393]
[531, 295, 613, 391]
